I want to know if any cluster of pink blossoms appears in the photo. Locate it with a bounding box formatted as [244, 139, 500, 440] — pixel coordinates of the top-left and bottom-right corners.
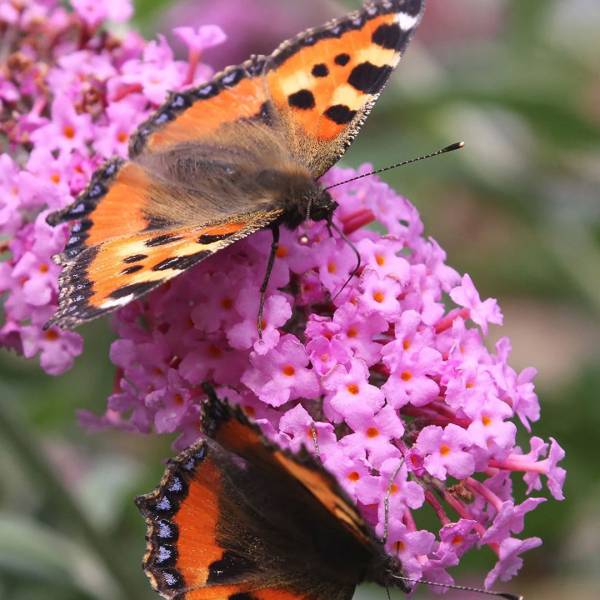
[1, 0, 565, 591]
[0, 0, 224, 372]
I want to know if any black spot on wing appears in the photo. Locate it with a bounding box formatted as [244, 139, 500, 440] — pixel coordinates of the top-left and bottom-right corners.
[347, 62, 393, 94]
[372, 22, 403, 49]
[229, 594, 256, 600]
[207, 551, 256, 584]
[288, 89, 316, 110]
[312, 63, 329, 77]
[324, 105, 357, 125]
[335, 53, 351, 66]
[152, 251, 211, 272]
[122, 265, 144, 275]
[145, 234, 184, 247]
[123, 253, 147, 263]
[109, 281, 158, 300]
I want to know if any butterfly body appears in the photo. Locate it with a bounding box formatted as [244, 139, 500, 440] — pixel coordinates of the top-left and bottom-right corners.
[46, 0, 425, 330]
[137, 392, 409, 600]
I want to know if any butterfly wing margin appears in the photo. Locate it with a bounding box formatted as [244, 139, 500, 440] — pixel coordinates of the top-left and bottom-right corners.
[136, 440, 356, 600]
[48, 210, 282, 329]
[265, 0, 425, 177]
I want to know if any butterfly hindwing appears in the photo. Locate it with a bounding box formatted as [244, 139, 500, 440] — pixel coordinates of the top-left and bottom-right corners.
[202, 395, 377, 549]
[129, 56, 270, 158]
[136, 395, 394, 600]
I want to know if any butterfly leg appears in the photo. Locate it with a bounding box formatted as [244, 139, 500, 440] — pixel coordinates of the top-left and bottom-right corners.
[257, 224, 280, 339]
[328, 219, 362, 301]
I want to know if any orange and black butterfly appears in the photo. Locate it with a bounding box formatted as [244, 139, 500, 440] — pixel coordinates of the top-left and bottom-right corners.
[46, 0, 425, 329]
[137, 389, 523, 600]
[136, 389, 409, 600]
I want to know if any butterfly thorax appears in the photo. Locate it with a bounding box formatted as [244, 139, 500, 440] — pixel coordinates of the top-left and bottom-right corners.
[256, 167, 337, 229]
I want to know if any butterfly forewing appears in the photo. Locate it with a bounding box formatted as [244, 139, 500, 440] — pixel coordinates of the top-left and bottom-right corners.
[266, 0, 425, 177]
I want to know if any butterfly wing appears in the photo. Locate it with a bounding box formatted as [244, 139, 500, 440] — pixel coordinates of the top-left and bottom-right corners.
[202, 395, 378, 550]
[47, 131, 288, 329]
[136, 438, 361, 600]
[131, 1, 424, 178]
[265, 0, 425, 177]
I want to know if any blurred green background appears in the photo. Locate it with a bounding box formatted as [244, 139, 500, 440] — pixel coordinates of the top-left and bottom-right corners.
[1, 0, 599, 598]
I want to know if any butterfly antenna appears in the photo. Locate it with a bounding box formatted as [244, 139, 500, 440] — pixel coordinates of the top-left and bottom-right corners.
[324, 142, 465, 191]
[383, 460, 404, 545]
[389, 574, 523, 600]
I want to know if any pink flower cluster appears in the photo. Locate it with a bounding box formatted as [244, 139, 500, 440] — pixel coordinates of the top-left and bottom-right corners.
[0, 0, 225, 373]
[1, 0, 565, 591]
[87, 163, 565, 588]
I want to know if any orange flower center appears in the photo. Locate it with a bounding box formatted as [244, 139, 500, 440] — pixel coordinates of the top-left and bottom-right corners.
[366, 427, 379, 438]
[44, 329, 59, 341]
[402, 339, 411, 350]
[276, 245, 288, 258]
[63, 124, 75, 139]
[346, 383, 359, 395]
[38, 263, 49, 273]
[400, 370, 412, 382]
[482, 415, 492, 426]
[347, 326, 358, 338]
[439, 444, 451, 456]
[327, 261, 337, 274]
[347, 471, 360, 482]
[372, 290, 385, 303]
[174, 393, 184, 406]
[282, 364, 296, 377]
[394, 540, 406, 554]
[207, 344, 222, 358]
[50, 172, 61, 184]
[116, 130, 128, 143]
[375, 254, 385, 266]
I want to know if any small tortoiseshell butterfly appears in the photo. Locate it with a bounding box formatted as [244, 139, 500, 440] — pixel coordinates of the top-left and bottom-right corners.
[137, 389, 523, 600]
[46, 0, 425, 329]
[136, 389, 410, 600]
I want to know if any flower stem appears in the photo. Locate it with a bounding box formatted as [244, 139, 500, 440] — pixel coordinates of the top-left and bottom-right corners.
[0, 396, 142, 600]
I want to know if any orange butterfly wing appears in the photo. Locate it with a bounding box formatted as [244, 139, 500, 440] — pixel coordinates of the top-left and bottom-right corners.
[136, 436, 359, 600]
[131, 0, 424, 177]
[266, 0, 424, 176]
[49, 207, 281, 329]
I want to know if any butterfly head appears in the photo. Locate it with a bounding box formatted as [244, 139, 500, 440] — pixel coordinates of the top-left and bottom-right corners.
[256, 167, 337, 229]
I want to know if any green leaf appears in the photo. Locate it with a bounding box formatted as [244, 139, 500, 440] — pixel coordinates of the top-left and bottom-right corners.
[0, 513, 117, 599]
